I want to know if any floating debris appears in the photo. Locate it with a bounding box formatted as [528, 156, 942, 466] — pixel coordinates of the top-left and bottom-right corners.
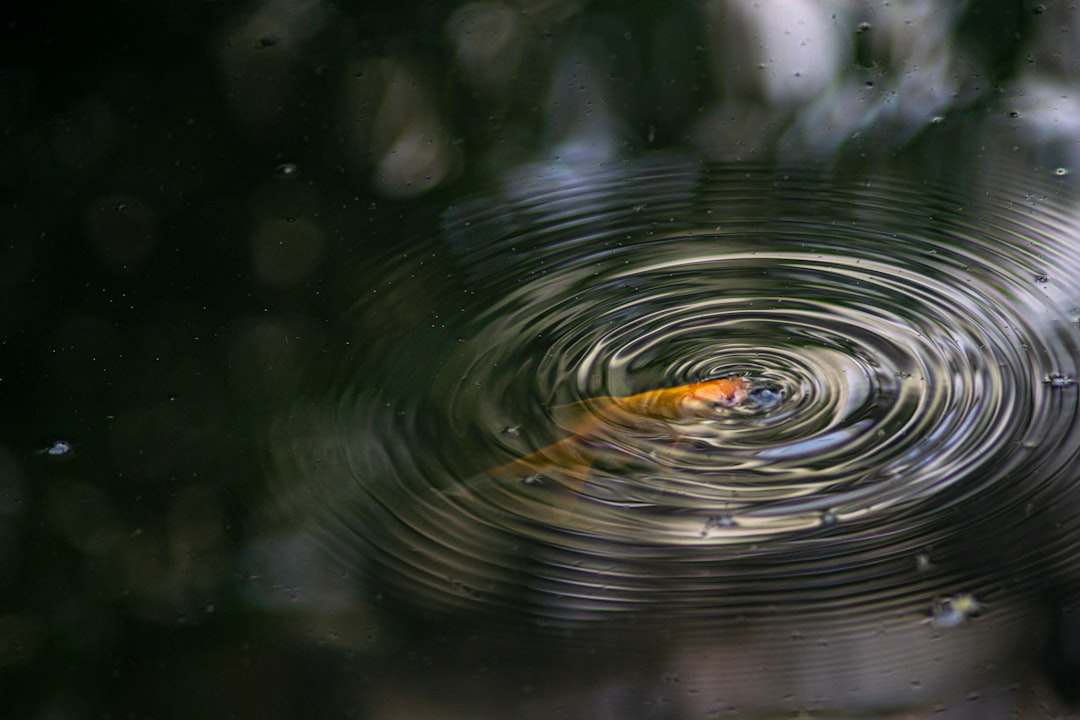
[929, 593, 982, 627]
[521, 474, 546, 487]
[36, 440, 74, 458]
[701, 514, 737, 536]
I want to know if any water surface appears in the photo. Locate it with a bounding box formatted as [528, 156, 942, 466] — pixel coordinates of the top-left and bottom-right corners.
[271, 157, 1080, 714]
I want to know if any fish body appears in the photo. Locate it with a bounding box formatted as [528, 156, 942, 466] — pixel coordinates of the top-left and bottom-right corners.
[609, 376, 753, 421]
[483, 377, 752, 492]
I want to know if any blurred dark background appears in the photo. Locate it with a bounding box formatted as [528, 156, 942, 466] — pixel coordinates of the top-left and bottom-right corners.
[1, 1, 1077, 717]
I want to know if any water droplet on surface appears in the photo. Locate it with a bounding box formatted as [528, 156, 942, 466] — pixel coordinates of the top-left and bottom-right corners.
[275, 163, 299, 178]
[1044, 373, 1076, 389]
[38, 440, 73, 458]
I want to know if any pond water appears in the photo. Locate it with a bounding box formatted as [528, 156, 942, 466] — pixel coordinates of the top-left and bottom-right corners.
[8, 2, 1080, 718]
[267, 157, 1080, 716]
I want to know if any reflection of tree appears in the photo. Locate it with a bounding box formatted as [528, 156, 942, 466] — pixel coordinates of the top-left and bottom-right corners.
[331, 0, 1053, 196]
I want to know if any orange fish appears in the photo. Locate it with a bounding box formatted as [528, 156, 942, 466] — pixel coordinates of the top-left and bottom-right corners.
[482, 377, 753, 499]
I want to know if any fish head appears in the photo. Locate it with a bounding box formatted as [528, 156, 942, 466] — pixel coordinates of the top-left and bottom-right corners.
[680, 377, 752, 415]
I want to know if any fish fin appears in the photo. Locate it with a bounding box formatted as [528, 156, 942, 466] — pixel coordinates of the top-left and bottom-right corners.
[444, 435, 596, 523]
[483, 435, 595, 489]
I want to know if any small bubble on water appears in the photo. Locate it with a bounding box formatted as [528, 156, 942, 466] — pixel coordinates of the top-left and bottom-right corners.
[915, 552, 933, 572]
[746, 385, 783, 409]
[1034, 273, 1049, 283]
[1055, 167, 1070, 176]
[501, 425, 521, 437]
[820, 511, 838, 527]
[856, 21, 871, 33]
[521, 474, 546, 487]
[274, 163, 299, 178]
[1044, 373, 1076, 389]
[702, 514, 737, 535]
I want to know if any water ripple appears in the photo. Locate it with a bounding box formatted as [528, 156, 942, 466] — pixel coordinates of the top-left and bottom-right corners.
[272, 159, 1080, 636]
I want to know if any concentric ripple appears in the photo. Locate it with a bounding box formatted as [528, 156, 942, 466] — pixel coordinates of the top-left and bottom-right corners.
[272, 158, 1080, 633]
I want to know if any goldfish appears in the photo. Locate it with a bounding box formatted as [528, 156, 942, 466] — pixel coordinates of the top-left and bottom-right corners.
[479, 377, 754, 500]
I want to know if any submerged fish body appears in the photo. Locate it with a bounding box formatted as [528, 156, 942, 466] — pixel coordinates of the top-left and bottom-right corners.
[481, 377, 753, 495]
[602, 376, 753, 422]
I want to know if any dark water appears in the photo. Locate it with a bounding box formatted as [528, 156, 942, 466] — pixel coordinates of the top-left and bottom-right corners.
[267, 158, 1080, 715]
